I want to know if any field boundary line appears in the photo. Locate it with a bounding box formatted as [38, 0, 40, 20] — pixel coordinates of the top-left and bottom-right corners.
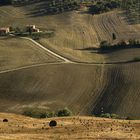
[0, 62, 65, 74]
[21, 37, 72, 63]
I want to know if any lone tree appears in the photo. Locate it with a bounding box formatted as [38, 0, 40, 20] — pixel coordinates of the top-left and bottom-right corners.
[112, 33, 116, 40]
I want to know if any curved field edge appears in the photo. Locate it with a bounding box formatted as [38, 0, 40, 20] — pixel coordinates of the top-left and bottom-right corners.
[0, 63, 140, 119]
[0, 113, 140, 140]
[0, 37, 62, 71]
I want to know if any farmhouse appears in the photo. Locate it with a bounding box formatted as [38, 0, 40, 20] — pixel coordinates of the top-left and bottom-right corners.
[0, 27, 10, 36]
[26, 25, 40, 33]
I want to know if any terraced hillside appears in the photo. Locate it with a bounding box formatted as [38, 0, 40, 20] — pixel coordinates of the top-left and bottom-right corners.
[0, 63, 140, 119]
[0, 113, 140, 140]
[0, 37, 61, 71]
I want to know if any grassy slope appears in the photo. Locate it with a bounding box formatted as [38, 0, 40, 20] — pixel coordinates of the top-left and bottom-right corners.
[0, 113, 140, 140]
[0, 5, 140, 62]
[0, 63, 140, 119]
[0, 37, 61, 71]
[0, 3, 140, 119]
[0, 64, 105, 115]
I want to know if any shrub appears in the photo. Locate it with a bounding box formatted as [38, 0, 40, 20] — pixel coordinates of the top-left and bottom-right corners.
[22, 107, 73, 118]
[57, 108, 72, 117]
[100, 40, 111, 50]
[100, 113, 111, 118]
[22, 108, 50, 118]
[99, 113, 120, 119]
[133, 57, 140, 62]
[117, 40, 127, 46]
[129, 39, 140, 45]
[110, 114, 119, 119]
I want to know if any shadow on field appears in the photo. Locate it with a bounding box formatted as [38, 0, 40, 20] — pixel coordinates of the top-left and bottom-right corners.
[77, 46, 140, 54]
[25, 0, 50, 17]
[92, 67, 130, 117]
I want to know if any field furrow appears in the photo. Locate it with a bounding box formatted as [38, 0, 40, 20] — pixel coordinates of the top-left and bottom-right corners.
[93, 11, 140, 43]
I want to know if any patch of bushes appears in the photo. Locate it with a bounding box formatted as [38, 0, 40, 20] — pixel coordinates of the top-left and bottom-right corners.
[96, 113, 137, 120]
[133, 57, 140, 62]
[22, 107, 73, 118]
[11, 0, 80, 14]
[57, 108, 73, 117]
[99, 39, 140, 52]
[88, 0, 120, 14]
[98, 113, 120, 119]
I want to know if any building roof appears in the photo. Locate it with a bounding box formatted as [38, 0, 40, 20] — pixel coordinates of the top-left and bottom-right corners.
[0, 27, 9, 31]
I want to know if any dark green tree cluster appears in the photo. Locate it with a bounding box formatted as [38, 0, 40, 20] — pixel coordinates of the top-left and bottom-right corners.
[99, 39, 140, 52]
[22, 107, 73, 118]
[99, 113, 120, 119]
[41, 0, 80, 14]
[88, 0, 120, 14]
[10, 0, 80, 14]
[0, 0, 12, 5]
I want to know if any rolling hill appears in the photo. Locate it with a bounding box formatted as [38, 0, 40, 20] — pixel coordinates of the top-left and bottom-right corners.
[0, 4, 140, 62]
[0, 0, 140, 121]
[0, 63, 140, 119]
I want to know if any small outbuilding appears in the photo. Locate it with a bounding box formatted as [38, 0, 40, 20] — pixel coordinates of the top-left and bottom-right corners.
[0, 27, 10, 36]
[26, 25, 40, 33]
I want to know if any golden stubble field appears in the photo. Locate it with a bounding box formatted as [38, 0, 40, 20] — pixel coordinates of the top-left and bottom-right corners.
[0, 113, 140, 140]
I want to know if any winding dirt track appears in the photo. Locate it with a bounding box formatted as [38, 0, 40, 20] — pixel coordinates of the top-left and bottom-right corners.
[0, 37, 139, 75]
[21, 37, 72, 63]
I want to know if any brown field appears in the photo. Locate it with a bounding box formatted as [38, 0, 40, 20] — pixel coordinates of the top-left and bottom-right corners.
[0, 3, 140, 137]
[0, 37, 61, 71]
[0, 113, 140, 140]
[0, 5, 140, 62]
[93, 10, 140, 43]
[0, 63, 140, 119]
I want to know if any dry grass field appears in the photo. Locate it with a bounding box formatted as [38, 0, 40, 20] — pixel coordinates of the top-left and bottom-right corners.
[0, 37, 61, 71]
[92, 10, 140, 43]
[0, 2, 140, 139]
[0, 63, 140, 119]
[1, 4, 140, 62]
[0, 113, 140, 140]
[39, 10, 140, 62]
